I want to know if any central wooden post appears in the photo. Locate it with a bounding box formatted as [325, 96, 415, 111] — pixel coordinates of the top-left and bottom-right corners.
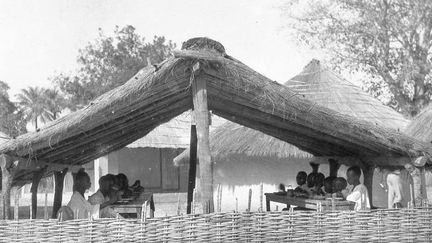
[52, 168, 68, 218]
[191, 64, 214, 213]
[186, 124, 198, 214]
[183, 37, 228, 214]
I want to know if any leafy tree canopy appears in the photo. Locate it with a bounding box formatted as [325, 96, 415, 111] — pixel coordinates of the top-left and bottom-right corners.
[53, 25, 176, 110]
[285, 0, 432, 117]
[0, 81, 27, 137]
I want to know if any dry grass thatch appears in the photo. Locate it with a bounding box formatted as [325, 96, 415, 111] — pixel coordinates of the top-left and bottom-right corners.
[0, 38, 430, 183]
[127, 110, 226, 149]
[190, 59, 409, 162]
[0, 131, 10, 145]
[285, 59, 409, 130]
[404, 104, 432, 143]
[173, 121, 311, 166]
[126, 111, 192, 149]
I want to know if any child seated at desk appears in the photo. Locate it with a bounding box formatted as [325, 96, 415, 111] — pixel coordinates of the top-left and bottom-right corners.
[293, 171, 309, 197]
[323, 176, 336, 196]
[89, 175, 122, 218]
[311, 173, 325, 196]
[332, 177, 348, 198]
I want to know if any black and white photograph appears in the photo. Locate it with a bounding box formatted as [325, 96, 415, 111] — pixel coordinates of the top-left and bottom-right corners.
[0, 0, 432, 242]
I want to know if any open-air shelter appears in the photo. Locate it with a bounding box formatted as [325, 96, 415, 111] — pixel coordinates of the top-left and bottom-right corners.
[0, 37, 431, 241]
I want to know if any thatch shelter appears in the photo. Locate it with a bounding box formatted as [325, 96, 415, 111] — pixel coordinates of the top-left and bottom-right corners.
[173, 59, 413, 209]
[0, 38, 430, 216]
[175, 59, 409, 162]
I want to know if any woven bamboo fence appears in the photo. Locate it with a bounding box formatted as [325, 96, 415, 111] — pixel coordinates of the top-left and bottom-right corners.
[0, 207, 431, 242]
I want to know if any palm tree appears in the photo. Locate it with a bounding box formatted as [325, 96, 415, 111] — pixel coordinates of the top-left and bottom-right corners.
[42, 88, 65, 121]
[16, 87, 47, 130]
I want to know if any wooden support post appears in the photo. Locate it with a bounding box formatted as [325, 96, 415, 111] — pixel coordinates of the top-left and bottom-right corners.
[13, 187, 19, 220]
[186, 125, 197, 214]
[52, 168, 68, 218]
[0, 154, 17, 220]
[362, 165, 374, 209]
[30, 167, 47, 219]
[310, 162, 320, 173]
[328, 159, 340, 178]
[191, 61, 214, 213]
[420, 167, 427, 203]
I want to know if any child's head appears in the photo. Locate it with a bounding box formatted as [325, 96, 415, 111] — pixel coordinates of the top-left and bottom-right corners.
[346, 166, 362, 185]
[296, 171, 307, 186]
[307, 172, 318, 188]
[116, 173, 129, 190]
[315, 173, 325, 188]
[332, 177, 347, 193]
[98, 175, 111, 194]
[73, 169, 91, 192]
[105, 174, 117, 190]
[323, 176, 335, 193]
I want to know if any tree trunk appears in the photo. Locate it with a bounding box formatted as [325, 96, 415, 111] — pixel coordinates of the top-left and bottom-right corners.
[186, 125, 197, 214]
[52, 168, 68, 218]
[30, 168, 46, 219]
[191, 62, 214, 213]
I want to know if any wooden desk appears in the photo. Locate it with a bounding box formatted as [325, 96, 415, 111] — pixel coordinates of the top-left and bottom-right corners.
[111, 192, 155, 218]
[265, 193, 355, 212]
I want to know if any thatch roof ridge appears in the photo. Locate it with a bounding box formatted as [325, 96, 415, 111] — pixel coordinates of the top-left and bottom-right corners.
[404, 104, 432, 143]
[0, 38, 430, 183]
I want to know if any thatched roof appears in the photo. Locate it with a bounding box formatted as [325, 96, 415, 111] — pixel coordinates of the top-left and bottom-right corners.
[173, 122, 310, 166]
[285, 59, 409, 130]
[0, 38, 430, 184]
[0, 132, 10, 145]
[126, 111, 191, 149]
[126, 111, 226, 149]
[404, 104, 432, 143]
[186, 59, 410, 161]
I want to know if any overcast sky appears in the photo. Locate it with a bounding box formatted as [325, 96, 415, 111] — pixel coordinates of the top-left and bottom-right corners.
[0, 0, 321, 96]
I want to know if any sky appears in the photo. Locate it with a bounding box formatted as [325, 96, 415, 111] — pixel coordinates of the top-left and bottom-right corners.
[0, 0, 322, 97]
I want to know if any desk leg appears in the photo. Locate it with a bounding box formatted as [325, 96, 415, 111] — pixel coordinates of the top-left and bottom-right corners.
[266, 197, 270, 211]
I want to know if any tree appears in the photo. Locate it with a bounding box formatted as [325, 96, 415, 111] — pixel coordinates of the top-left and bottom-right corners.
[53, 25, 176, 110]
[16, 87, 48, 130]
[43, 88, 65, 121]
[0, 81, 26, 137]
[285, 0, 432, 116]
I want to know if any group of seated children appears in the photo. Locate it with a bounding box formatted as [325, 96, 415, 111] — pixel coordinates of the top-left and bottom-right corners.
[65, 169, 144, 219]
[291, 165, 370, 211]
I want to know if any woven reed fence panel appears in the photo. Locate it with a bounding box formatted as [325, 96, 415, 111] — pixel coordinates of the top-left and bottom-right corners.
[0, 208, 431, 242]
